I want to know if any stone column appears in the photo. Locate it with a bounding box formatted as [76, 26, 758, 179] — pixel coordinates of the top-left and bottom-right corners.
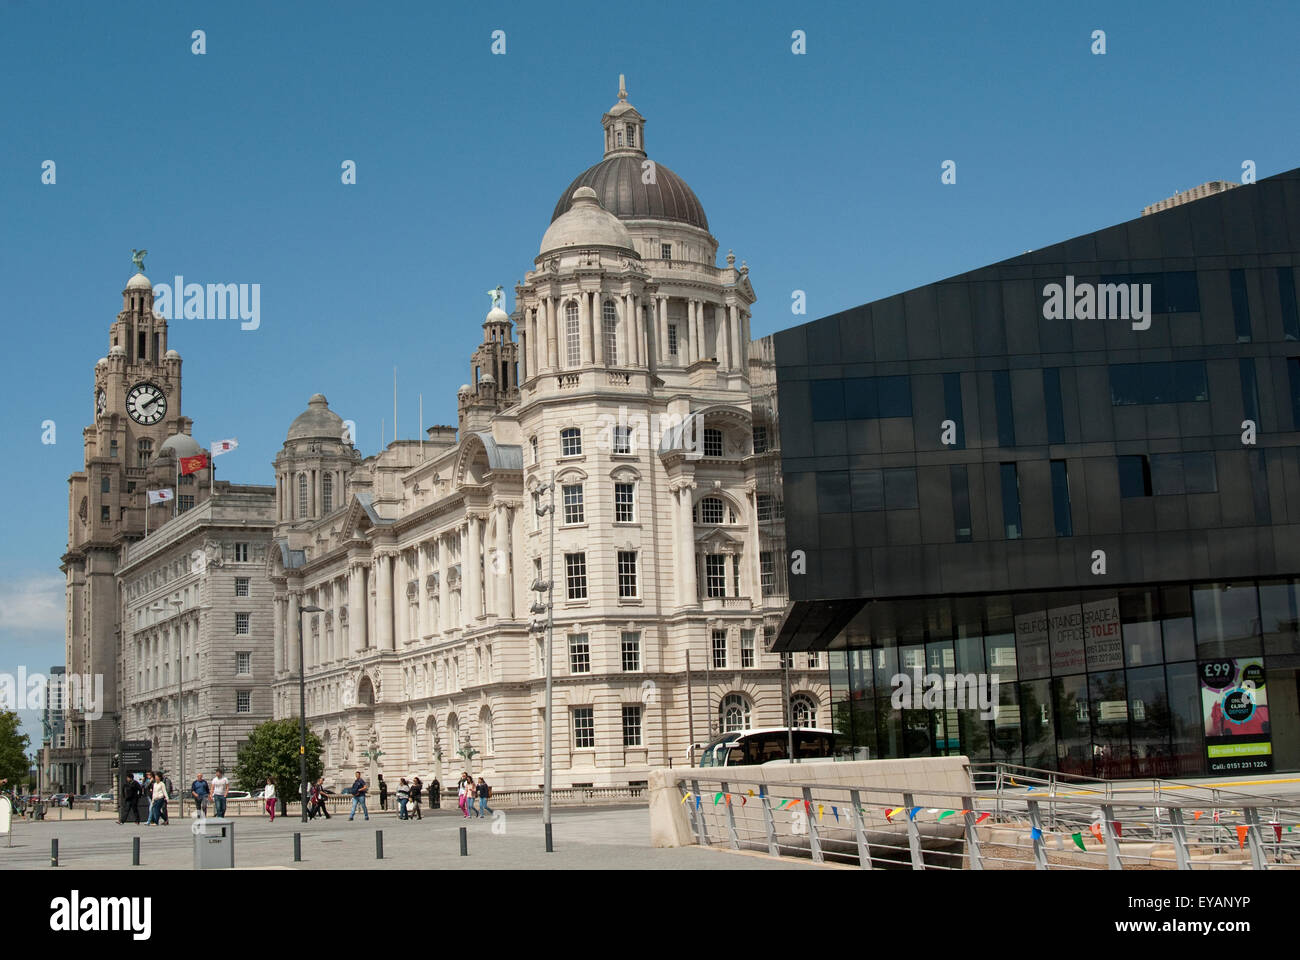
[394, 551, 409, 644]
[377, 553, 394, 650]
[593, 294, 605, 366]
[579, 292, 593, 365]
[437, 535, 449, 634]
[637, 297, 649, 367]
[273, 596, 285, 674]
[546, 298, 558, 371]
[730, 304, 743, 372]
[657, 297, 668, 364]
[495, 502, 511, 618]
[484, 514, 496, 617]
[466, 516, 482, 622]
[418, 543, 430, 639]
[677, 483, 698, 607]
[685, 300, 697, 365]
[349, 564, 367, 653]
[518, 326, 528, 383]
[288, 592, 301, 673]
[313, 470, 321, 518]
[747, 486, 762, 600]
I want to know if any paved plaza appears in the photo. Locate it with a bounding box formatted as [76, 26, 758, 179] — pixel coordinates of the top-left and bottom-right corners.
[0, 803, 823, 870]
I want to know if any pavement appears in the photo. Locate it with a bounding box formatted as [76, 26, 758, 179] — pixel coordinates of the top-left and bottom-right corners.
[0, 803, 825, 870]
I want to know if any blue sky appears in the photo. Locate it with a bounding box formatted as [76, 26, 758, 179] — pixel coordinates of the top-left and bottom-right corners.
[1, 0, 1297, 748]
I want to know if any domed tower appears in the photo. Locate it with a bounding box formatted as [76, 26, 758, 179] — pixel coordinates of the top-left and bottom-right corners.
[457, 289, 521, 435]
[273, 394, 361, 526]
[517, 77, 755, 393]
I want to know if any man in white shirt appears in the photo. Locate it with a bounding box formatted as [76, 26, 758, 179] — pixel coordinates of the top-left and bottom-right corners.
[211, 768, 230, 819]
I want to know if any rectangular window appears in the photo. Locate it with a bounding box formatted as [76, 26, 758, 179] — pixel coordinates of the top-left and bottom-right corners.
[617, 550, 638, 598]
[1043, 368, 1066, 444]
[1230, 268, 1251, 342]
[741, 629, 756, 668]
[100, 476, 111, 493]
[993, 371, 1016, 447]
[622, 705, 643, 747]
[712, 629, 728, 668]
[603, 311, 619, 365]
[572, 707, 595, 748]
[667, 323, 678, 356]
[236, 691, 250, 713]
[951, 465, 972, 543]
[1240, 358, 1260, 425]
[234, 543, 249, 562]
[760, 551, 775, 594]
[566, 307, 581, 366]
[703, 428, 724, 457]
[704, 555, 727, 598]
[530, 436, 539, 464]
[698, 497, 725, 525]
[236, 652, 251, 675]
[110, 439, 118, 458]
[621, 631, 641, 671]
[101, 505, 110, 522]
[178, 495, 194, 513]
[614, 482, 635, 522]
[568, 634, 590, 673]
[942, 372, 965, 449]
[560, 428, 582, 457]
[808, 652, 821, 668]
[1000, 462, 1022, 540]
[752, 425, 768, 454]
[565, 553, 588, 600]
[1118, 455, 1153, 498]
[1050, 460, 1073, 537]
[780, 652, 793, 669]
[562, 484, 584, 524]
[660, 243, 672, 260]
[757, 493, 773, 522]
[235, 612, 250, 635]
[611, 425, 632, 454]
[235, 577, 250, 597]
[1109, 362, 1209, 404]
[1279, 267, 1300, 341]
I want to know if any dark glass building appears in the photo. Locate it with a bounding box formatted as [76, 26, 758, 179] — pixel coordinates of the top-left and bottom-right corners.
[767, 168, 1300, 778]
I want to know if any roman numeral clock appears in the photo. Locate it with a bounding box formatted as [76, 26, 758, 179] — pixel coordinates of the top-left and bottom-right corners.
[126, 381, 167, 425]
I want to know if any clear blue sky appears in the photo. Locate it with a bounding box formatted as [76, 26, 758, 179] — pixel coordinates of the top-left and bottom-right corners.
[1, 0, 1296, 748]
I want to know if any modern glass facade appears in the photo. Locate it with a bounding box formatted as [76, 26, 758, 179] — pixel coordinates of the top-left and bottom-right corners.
[767, 166, 1300, 776]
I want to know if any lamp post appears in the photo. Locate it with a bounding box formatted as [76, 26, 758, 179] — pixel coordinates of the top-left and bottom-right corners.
[528, 474, 556, 852]
[298, 604, 324, 822]
[166, 596, 185, 817]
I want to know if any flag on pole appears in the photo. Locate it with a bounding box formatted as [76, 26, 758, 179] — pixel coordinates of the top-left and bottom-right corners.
[210, 438, 238, 456]
[148, 489, 174, 504]
[179, 453, 209, 476]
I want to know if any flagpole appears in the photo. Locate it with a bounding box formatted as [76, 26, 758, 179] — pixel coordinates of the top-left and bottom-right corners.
[175, 459, 179, 517]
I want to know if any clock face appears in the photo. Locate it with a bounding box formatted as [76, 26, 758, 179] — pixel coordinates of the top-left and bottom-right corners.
[126, 382, 167, 425]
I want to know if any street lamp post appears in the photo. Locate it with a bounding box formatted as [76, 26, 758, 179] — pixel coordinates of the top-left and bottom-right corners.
[528, 474, 556, 852]
[298, 604, 324, 823]
[168, 597, 185, 818]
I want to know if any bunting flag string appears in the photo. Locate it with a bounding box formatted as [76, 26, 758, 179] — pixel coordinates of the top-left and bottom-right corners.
[713, 792, 723, 806]
[817, 803, 825, 822]
[938, 810, 956, 821]
[1030, 827, 1043, 840]
[974, 812, 990, 825]
[680, 793, 692, 805]
[1072, 831, 1087, 852]
[1236, 825, 1249, 849]
[1090, 824, 1104, 844]
[832, 806, 839, 822]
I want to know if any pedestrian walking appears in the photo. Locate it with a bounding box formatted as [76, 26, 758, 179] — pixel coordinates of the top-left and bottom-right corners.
[120, 775, 141, 824]
[211, 768, 229, 819]
[457, 777, 469, 818]
[348, 772, 370, 821]
[309, 777, 332, 819]
[263, 777, 277, 821]
[430, 777, 441, 809]
[147, 772, 169, 825]
[191, 772, 210, 816]
[476, 777, 493, 818]
[396, 778, 410, 820]
[409, 777, 423, 820]
[378, 773, 388, 812]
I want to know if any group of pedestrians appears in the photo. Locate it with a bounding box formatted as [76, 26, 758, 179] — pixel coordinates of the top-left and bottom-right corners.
[394, 776, 428, 820]
[456, 773, 493, 818]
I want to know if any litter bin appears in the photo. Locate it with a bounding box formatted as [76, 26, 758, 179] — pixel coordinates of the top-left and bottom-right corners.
[193, 818, 235, 869]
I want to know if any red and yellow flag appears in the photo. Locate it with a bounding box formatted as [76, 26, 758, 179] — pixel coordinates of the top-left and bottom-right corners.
[180, 453, 210, 475]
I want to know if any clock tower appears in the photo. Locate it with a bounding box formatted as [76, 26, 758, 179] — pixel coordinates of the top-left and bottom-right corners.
[61, 261, 197, 791]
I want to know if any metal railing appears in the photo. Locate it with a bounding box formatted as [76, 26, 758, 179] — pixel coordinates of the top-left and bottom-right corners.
[675, 772, 1300, 870]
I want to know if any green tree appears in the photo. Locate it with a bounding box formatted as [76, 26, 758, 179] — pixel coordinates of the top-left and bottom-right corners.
[0, 711, 31, 786]
[233, 718, 322, 814]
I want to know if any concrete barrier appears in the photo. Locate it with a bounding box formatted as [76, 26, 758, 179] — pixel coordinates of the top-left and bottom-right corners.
[649, 756, 975, 850]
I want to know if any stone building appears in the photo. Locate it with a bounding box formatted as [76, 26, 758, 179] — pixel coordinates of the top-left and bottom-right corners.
[268, 80, 826, 788]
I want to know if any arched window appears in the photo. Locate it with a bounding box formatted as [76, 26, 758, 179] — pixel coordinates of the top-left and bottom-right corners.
[565, 301, 581, 366]
[407, 718, 418, 763]
[298, 474, 309, 516]
[696, 496, 725, 525]
[720, 694, 751, 733]
[627, 125, 636, 147]
[602, 300, 618, 365]
[448, 713, 460, 755]
[791, 694, 818, 728]
[322, 473, 333, 513]
[480, 706, 494, 755]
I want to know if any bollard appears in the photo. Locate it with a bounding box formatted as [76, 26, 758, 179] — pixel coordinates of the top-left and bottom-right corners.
[294, 832, 301, 862]
[51, 838, 58, 867]
[545, 822, 553, 853]
[460, 825, 468, 856]
[132, 836, 140, 866]
[375, 830, 383, 860]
